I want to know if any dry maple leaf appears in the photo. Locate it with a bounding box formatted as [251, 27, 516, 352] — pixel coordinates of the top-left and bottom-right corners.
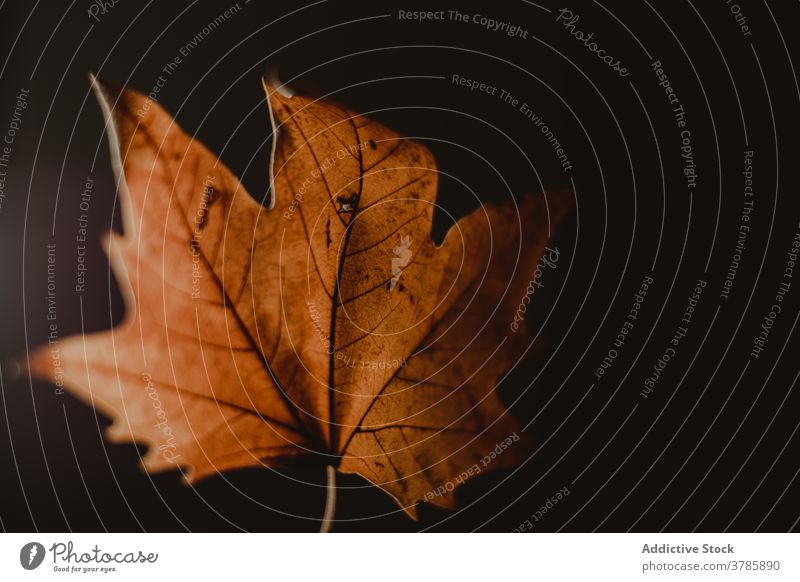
[29, 75, 570, 527]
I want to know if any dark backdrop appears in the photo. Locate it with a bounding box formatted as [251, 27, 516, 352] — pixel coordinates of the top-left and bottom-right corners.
[1, 0, 799, 532]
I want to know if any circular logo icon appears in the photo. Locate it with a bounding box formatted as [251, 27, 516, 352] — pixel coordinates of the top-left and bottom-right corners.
[20, 542, 46, 570]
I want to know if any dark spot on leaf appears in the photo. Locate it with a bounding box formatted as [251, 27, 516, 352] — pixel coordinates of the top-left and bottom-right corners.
[398, 282, 405, 292]
[326, 218, 331, 247]
[195, 186, 216, 231]
[336, 192, 359, 214]
[369, 139, 377, 150]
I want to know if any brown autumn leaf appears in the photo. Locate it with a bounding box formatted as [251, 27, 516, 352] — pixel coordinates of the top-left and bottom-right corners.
[29, 75, 570, 523]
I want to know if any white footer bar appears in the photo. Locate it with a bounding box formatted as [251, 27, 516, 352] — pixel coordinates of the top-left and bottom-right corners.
[1, 533, 797, 580]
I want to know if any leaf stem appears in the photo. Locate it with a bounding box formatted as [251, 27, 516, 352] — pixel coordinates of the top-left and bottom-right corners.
[320, 465, 336, 533]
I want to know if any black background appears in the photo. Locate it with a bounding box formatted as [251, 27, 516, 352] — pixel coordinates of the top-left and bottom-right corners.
[1, 0, 799, 532]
